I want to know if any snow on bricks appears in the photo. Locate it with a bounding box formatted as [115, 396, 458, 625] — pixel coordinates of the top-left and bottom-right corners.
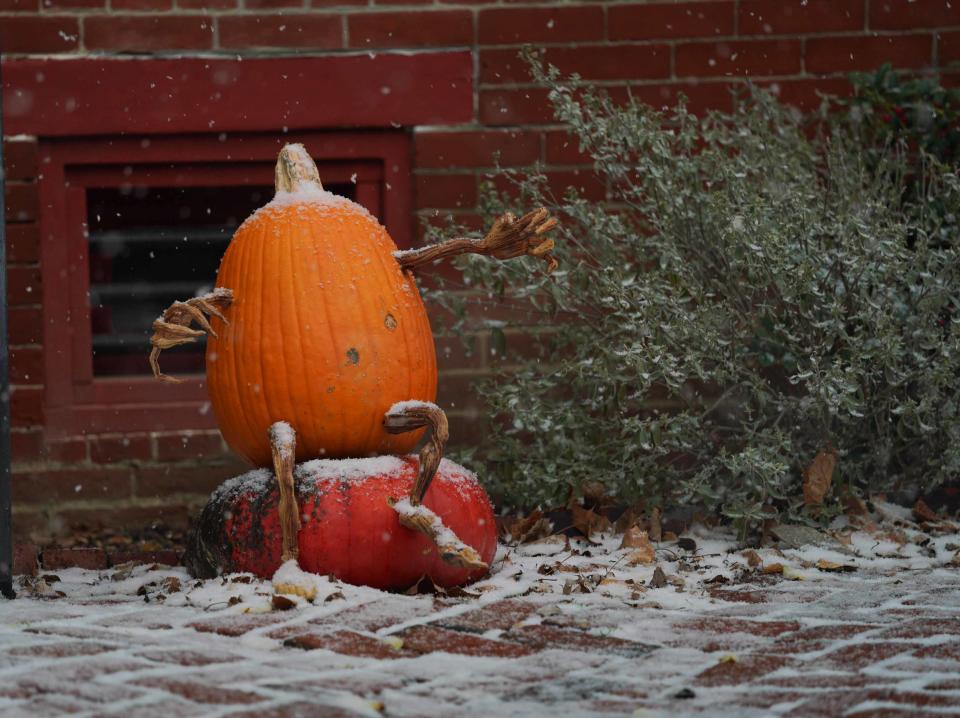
[2, 521, 960, 717]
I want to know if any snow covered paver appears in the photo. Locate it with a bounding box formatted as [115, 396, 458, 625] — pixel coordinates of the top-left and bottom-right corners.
[2, 523, 959, 718]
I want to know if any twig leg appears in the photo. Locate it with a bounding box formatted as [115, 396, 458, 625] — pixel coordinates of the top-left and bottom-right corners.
[383, 402, 449, 505]
[383, 402, 486, 571]
[270, 422, 299, 563]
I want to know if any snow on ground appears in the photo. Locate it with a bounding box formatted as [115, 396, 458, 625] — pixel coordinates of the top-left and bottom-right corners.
[1, 515, 959, 717]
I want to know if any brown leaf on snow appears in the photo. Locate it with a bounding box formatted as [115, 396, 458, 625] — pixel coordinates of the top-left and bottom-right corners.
[912, 499, 941, 524]
[648, 507, 663, 543]
[614, 504, 645, 533]
[620, 525, 651, 549]
[803, 445, 837, 506]
[271, 595, 296, 611]
[501, 509, 555, 544]
[843, 493, 869, 517]
[815, 559, 856, 573]
[161, 576, 182, 594]
[949, 551, 960, 567]
[828, 530, 854, 546]
[762, 563, 785, 575]
[570, 502, 611, 540]
[741, 549, 762, 568]
[620, 526, 656, 566]
[627, 545, 656, 566]
[580, 481, 612, 509]
[649, 565, 668, 588]
[879, 529, 908, 547]
[676, 537, 697, 552]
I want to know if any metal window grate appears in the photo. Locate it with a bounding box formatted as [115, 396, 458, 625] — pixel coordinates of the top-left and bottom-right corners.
[85, 183, 354, 377]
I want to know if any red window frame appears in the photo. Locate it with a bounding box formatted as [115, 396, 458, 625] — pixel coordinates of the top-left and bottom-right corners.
[38, 131, 412, 437]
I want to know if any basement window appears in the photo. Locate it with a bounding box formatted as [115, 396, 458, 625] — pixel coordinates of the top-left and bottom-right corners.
[86, 183, 356, 377]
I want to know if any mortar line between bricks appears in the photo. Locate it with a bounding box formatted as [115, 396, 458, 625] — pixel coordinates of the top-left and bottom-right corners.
[92, 650, 415, 717]
[238, 595, 385, 640]
[376, 585, 531, 636]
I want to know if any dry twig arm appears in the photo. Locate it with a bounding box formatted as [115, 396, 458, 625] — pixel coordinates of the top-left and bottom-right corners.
[394, 208, 558, 274]
[148, 288, 233, 382]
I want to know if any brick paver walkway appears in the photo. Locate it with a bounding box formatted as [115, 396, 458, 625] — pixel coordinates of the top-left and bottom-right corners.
[2, 525, 959, 717]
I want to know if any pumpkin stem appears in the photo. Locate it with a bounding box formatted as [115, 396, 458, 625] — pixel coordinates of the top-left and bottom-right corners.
[383, 401, 449, 506]
[275, 143, 324, 194]
[394, 207, 559, 274]
[148, 288, 233, 383]
[270, 421, 300, 563]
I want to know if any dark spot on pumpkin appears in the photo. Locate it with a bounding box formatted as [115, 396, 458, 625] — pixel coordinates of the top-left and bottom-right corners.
[346, 348, 359, 365]
[326, 386, 335, 393]
[384, 313, 397, 330]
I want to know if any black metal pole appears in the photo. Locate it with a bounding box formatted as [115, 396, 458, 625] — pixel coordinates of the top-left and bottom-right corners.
[0, 54, 15, 600]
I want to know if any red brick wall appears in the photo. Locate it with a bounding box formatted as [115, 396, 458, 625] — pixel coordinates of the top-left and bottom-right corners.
[3, 0, 958, 540]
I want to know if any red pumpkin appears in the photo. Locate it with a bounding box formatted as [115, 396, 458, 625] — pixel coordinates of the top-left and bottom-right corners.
[186, 455, 496, 590]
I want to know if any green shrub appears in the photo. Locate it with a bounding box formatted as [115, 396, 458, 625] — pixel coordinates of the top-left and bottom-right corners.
[427, 63, 960, 532]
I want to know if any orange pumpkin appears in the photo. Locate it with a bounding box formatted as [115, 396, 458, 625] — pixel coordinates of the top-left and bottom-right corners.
[205, 146, 437, 466]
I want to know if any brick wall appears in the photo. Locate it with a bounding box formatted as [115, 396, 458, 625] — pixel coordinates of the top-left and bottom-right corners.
[3, 0, 958, 541]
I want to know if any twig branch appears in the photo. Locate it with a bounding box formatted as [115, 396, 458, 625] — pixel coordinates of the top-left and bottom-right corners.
[395, 208, 559, 274]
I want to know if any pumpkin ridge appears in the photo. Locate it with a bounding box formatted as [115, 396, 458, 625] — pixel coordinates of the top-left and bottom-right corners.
[290, 215, 326, 458]
[259, 214, 287, 454]
[223, 230, 262, 463]
[406, 272, 438, 446]
[280, 218, 311, 450]
[352, 221, 393, 455]
[366, 223, 416, 448]
[310, 216, 346, 457]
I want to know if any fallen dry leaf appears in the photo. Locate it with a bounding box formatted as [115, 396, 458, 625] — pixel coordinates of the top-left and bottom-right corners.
[649, 565, 668, 588]
[502, 509, 555, 544]
[648, 507, 663, 543]
[580, 481, 611, 509]
[815, 559, 856, 573]
[843, 493, 869, 517]
[762, 563, 784, 575]
[828, 530, 854, 547]
[621, 525, 656, 564]
[742, 549, 762, 568]
[620, 525, 650, 549]
[570, 502, 612, 540]
[879, 529, 908, 547]
[627, 547, 656, 566]
[614, 504, 645, 533]
[803, 445, 837, 506]
[161, 576, 182, 594]
[677, 537, 697, 552]
[913, 498, 940, 524]
[271, 595, 296, 611]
